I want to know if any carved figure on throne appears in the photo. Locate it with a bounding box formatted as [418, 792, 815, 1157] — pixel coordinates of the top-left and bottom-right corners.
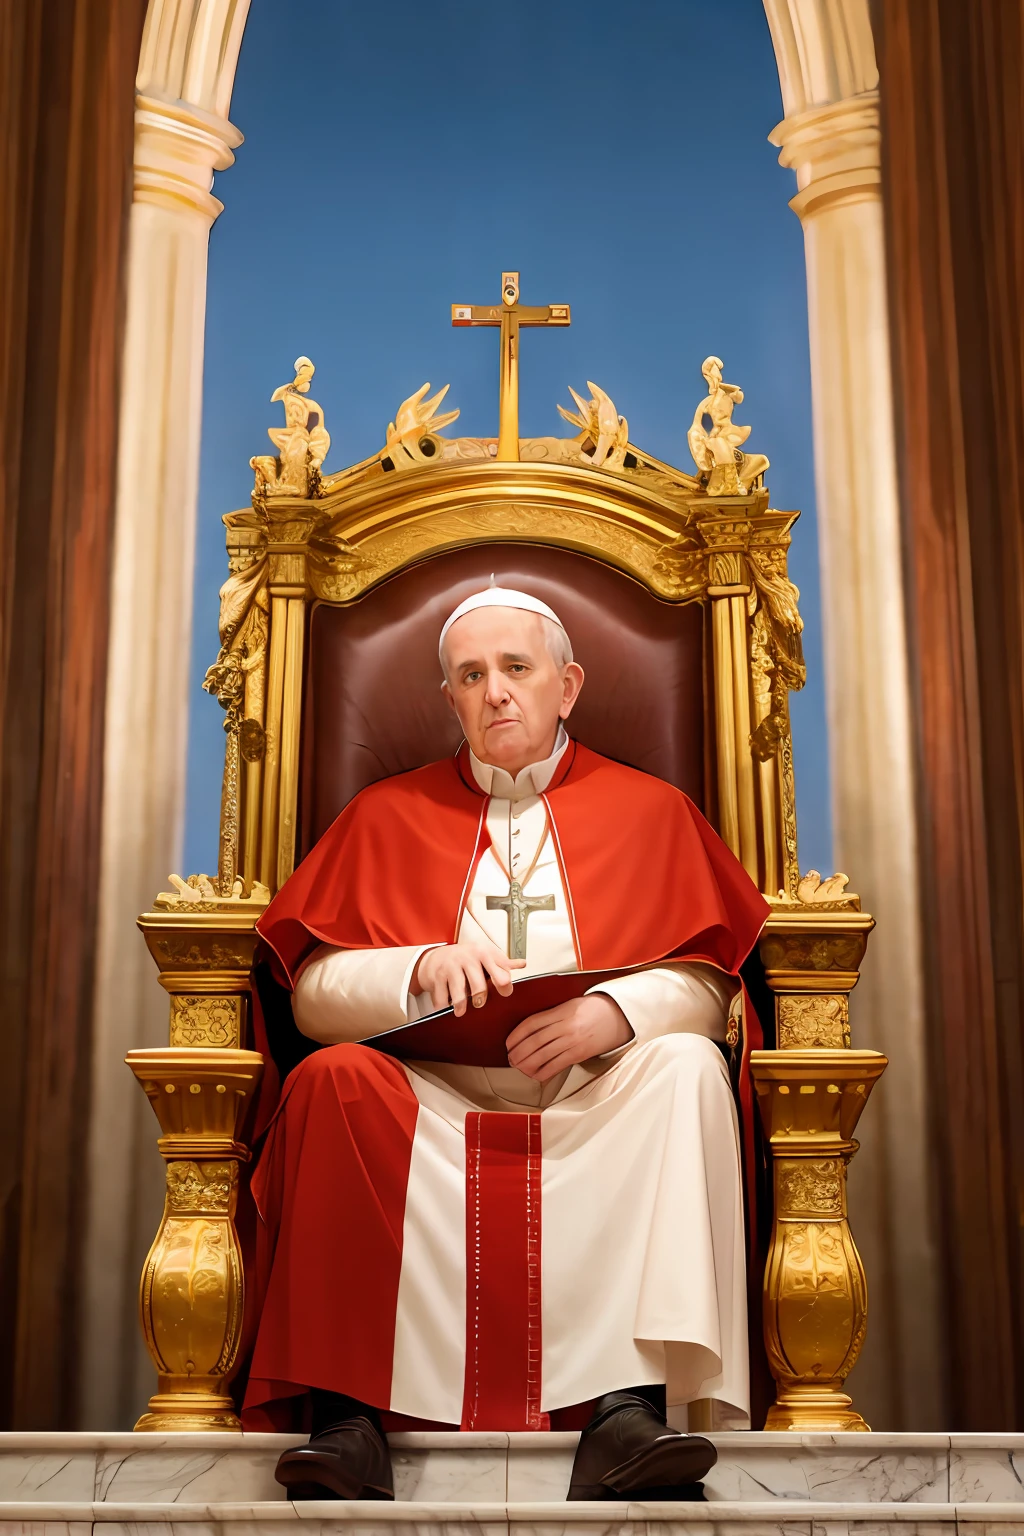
[251, 355, 331, 495]
[687, 356, 769, 494]
[242, 585, 768, 1502]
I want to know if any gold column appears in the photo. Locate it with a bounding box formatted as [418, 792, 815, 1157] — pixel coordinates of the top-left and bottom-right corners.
[753, 905, 887, 1430]
[711, 593, 740, 855]
[260, 514, 312, 893]
[277, 594, 307, 886]
[129, 904, 264, 1431]
[259, 593, 288, 890]
[702, 505, 765, 886]
[709, 581, 759, 883]
[728, 591, 758, 878]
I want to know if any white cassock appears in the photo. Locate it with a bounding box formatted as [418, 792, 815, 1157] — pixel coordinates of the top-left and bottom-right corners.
[293, 728, 749, 1429]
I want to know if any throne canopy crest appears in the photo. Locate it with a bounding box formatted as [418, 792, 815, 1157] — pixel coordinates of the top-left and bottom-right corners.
[199, 270, 810, 908]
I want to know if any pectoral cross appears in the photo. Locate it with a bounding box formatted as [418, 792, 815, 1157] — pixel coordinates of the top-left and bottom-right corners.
[487, 881, 556, 961]
[452, 272, 570, 462]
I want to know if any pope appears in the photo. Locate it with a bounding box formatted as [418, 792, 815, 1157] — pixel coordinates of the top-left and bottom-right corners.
[243, 585, 769, 1501]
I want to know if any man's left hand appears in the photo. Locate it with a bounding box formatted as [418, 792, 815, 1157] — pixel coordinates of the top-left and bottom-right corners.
[506, 993, 633, 1082]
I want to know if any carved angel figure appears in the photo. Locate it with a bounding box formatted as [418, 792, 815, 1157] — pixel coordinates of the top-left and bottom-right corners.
[687, 356, 769, 494]
[558, 381, 629, 470]
[384, 382, 460, 468]
[251, 356, 331, 496]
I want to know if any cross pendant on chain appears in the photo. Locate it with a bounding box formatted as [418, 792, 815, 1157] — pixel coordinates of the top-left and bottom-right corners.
[486, 880, 556, 961]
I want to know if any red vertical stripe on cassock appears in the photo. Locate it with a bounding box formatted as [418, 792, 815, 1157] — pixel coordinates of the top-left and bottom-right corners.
[461, 1111, 547, 1430]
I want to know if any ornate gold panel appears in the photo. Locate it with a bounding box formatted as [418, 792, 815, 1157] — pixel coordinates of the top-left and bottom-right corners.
[169, 996, 243, 1049]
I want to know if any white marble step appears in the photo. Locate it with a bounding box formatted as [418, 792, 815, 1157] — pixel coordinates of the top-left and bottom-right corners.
[0, 1433, 1023, 1509]
[0, 1425, 1019, 1511]
[2, 1501, 1024, 1536]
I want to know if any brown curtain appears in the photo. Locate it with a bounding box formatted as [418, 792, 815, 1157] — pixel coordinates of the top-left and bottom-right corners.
[874, 0, 1024, 1428]
[0, 0, 145, 1428]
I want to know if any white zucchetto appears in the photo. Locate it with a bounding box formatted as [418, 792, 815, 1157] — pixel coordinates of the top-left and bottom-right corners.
[438, 585, 568, 658]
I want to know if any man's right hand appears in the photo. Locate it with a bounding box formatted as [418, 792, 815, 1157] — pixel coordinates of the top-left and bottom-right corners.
[412, 940, 526, 1017]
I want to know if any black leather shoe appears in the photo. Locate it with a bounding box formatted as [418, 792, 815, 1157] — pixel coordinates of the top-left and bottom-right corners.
[567, 1393, 717, 1501]
[275, 1416, 394, 1501]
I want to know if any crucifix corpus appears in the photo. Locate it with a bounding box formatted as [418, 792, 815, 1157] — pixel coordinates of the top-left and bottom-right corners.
[486, 881, 556, 961]
[452, 272, 570, 462]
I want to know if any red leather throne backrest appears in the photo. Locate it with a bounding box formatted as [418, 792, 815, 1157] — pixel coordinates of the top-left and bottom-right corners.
[299, 543, 706, 857]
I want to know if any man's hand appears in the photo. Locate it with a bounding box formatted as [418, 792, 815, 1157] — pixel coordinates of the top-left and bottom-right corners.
[413, 940, 526, 1017]
[506, 993, 633, 1082]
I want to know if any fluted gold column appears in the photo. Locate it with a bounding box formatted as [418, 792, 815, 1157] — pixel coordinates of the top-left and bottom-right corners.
[753, 903, 887, 1430]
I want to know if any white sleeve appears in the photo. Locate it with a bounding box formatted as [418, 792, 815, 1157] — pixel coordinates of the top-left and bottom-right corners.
[292, 943, 441, 1044]
[586, 961, 738, 1049]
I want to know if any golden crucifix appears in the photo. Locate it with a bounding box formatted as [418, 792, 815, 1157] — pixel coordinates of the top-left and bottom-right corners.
[452, 272, 570, 462]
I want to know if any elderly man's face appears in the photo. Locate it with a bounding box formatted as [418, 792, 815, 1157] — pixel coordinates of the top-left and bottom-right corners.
[441, 607, 584, 773]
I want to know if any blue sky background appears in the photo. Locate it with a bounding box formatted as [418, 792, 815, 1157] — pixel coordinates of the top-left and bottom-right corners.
[185, 0, 833, 880]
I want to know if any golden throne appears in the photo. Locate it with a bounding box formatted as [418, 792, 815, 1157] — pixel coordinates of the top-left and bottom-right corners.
[127, 275, 886, 1436]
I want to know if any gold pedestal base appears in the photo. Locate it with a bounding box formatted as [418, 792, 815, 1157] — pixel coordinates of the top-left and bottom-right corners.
[751, 1047, 887, 1432]
[763, 1383, 870, 1432]
[127, 1046, 264, 1435]
[135, 1390, 241, 1433]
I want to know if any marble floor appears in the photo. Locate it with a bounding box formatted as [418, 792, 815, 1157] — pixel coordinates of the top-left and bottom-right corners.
[0, 1433, 1021, 1536]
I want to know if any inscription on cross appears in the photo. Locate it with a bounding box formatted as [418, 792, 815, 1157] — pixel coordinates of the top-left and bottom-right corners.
[452, 272, 570, 462]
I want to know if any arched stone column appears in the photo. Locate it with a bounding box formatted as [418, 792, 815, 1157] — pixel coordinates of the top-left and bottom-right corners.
[80, 0, 251, 1428]
[763, 0, 945, 1428]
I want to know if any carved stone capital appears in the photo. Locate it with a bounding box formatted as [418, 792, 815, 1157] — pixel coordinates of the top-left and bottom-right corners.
[769, 91, 881, 222]
[133, 93, 243, 223]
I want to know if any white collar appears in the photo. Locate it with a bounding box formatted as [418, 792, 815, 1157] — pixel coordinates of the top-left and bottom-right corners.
[469, 725, 569, 802]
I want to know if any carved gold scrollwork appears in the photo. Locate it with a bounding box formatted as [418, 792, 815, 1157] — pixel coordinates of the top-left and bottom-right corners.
[165, 1159, 234, 1213]
[239, 718, 266, 762]
[760, 933, 867, 974]
[148, 937, 257, 972]
[650, 532, 706, 600]
[777, 1157, 845, 1214]
[169, 995, 243, 1049]
[748, 542, 805, 764]
[777, 994, 851, 1050]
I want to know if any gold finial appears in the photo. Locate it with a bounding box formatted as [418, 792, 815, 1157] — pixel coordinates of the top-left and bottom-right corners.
[687, 355, 769, 495]
[557, 381, 629, 470]
[384, 382, 460, 469]
[250, 356, 330, 497]
[452, 272, 570, 462]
